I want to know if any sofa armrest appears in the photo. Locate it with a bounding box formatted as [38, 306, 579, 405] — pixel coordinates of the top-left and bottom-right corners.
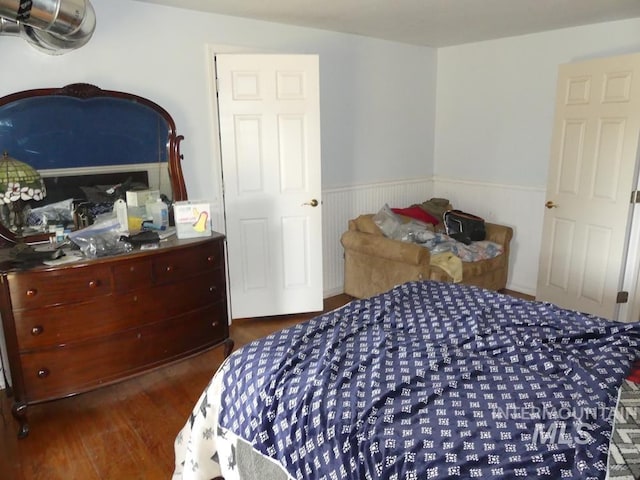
[485, 223, 513, 247]
[341, 230, 430, 266]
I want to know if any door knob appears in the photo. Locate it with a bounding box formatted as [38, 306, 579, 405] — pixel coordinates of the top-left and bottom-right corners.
[302, 199, 319, 207]
[545, 201, 559, 209]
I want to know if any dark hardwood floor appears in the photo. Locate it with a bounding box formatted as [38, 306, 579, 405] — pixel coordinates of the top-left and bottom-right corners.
[0, 294, 353, 480]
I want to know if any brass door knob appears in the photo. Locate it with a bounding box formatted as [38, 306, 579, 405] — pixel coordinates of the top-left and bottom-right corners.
[545, 201, 559, 209]
[302, 199, 319, 207]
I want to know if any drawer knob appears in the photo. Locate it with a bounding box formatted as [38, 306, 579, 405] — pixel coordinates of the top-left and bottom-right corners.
[37, 368, 50, 379]
[209, 285, 217, 293]
[26, 288, 37, 297]
[165, 265, 174, 272]
[31, 325, 44, 336]
[207, 255, 215, 263]
[88, 280, 100, 288]
[212, 321, 220, 327]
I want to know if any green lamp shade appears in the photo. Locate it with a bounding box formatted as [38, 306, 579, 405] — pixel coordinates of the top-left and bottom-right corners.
[0, 151, 47, 203]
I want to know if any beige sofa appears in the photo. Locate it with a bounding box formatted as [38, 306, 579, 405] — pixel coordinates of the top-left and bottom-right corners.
[341, 213, 513, 299]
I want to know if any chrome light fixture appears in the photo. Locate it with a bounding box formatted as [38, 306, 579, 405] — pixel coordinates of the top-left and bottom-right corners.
[0, 0, 96, 55]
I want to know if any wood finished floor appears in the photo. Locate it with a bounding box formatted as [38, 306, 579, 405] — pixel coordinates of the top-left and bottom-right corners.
[0, 294, 353, 480]
[0, 289, 532, 479]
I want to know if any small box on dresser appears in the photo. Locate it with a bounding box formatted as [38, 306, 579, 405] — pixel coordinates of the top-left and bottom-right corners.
[174, 200, 212, 239]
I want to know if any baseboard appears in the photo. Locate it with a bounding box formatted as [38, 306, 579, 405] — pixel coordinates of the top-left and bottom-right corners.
[323, 286, 345, 298]
[502, 288, 535, 301]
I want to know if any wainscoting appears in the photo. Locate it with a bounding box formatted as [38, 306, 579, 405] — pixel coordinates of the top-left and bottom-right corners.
[321, 178, 435, 296]
[432, 177, 545, 296]
[0, 180, 544, 390]
[321, 177, 546, 297]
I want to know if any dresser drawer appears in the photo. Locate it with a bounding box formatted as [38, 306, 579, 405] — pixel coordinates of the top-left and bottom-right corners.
[112, 258, 153, 293]
[19, 302, 228, 402]
[13, 269, 227, 349]
[8, 264, 112, 310]
[153, 239, 224, 284]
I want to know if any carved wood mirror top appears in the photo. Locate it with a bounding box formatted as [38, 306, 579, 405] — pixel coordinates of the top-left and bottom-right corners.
[0, 83, 187, 245]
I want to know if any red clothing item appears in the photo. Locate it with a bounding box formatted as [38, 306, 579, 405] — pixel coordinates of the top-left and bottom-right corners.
[392, 206, 440, 225]
[627, 360, 640, 383]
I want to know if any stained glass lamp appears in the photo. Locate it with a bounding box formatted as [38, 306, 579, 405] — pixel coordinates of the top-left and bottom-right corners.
[0, 151, 47, 250]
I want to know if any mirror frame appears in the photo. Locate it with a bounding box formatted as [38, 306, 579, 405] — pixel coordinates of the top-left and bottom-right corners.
[0, 83, 187, 246]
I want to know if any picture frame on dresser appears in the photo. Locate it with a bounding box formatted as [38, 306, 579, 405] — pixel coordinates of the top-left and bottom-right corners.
[0, 84, 233, 438]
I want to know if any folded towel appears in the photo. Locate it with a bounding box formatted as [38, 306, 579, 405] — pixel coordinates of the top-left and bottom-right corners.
[430, 252, 463, 283]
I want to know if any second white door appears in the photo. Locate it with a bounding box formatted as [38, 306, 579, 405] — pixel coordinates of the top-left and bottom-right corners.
[537, 52, 640, 320]
[216, 54, 323, 319]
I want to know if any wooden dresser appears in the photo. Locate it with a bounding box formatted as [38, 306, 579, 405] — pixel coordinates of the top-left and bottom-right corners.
[0, 234, 232, 438]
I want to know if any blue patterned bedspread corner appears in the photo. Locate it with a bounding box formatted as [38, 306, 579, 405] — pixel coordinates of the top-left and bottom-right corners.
[217, 281, 640, 480]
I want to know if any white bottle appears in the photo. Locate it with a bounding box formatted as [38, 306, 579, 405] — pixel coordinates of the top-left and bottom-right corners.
[114, 199, 128, 232]
[148, 199, 169, 230]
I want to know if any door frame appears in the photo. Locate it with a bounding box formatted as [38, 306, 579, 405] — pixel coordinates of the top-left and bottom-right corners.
[620, 168, 640, 323]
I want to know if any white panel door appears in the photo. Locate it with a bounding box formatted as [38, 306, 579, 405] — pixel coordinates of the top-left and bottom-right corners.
[216, 54, 323, 319]
[537, 53, 640, 319]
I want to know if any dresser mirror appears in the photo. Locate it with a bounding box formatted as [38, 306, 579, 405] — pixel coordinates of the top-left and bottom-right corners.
[0, 83, 187, 246]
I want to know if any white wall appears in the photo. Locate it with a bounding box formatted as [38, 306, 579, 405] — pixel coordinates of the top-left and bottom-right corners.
[435, 18, 640, 294]
[2, 3, 638, 299]
[0, 0, 437, 390]
[0, 0, 437, 199]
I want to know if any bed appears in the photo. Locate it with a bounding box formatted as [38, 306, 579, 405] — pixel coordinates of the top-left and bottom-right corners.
[173, 281, 640, 480]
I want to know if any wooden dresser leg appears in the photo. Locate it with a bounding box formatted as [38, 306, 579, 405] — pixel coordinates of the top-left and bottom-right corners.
[12, 401, 29, 439]
[223, 338, 234, 358]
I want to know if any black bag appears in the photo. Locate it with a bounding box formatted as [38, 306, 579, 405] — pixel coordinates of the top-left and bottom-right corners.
[443, 209, 486, 244]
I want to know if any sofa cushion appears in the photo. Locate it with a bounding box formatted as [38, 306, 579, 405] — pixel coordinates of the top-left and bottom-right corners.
[352, 214, 383, 235]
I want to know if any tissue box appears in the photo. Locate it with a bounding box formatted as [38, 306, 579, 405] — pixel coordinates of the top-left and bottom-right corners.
[126, 189, 159, 207]
[174, 201, 211, 239]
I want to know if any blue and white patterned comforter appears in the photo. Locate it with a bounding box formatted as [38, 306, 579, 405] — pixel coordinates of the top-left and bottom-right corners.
[174, 281, 640, 480]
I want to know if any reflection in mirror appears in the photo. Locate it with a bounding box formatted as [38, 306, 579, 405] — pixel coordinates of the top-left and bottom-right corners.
[0, 83, 187, 246]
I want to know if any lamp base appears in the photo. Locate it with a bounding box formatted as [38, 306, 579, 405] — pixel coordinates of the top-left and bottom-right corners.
[6, 198, 39, 259]
[9, 243, 65, 264]
[8, 240, 36, 260]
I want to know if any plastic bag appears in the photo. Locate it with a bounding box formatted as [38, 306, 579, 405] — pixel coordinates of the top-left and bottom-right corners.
[374, 204, 436, 243]
[373, 204, 402, 238]
[68, 217, 132, 258]
[26, 198, 74, 228]
[397, 221, 434, 243]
